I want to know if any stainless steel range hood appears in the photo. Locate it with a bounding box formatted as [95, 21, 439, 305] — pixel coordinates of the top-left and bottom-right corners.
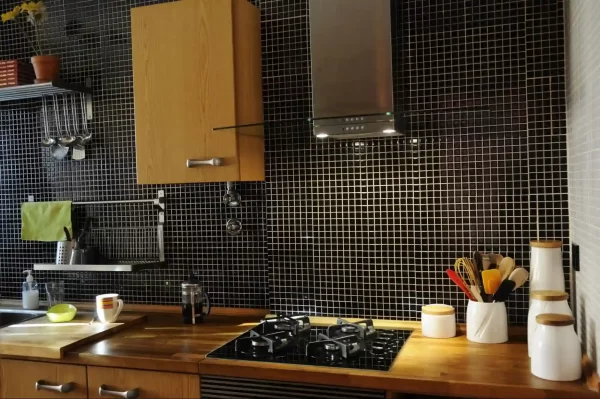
[309, 0, 400, 140]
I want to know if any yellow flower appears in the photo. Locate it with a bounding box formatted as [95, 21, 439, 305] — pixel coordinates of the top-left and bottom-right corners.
[20, 2, 42, 12]
[1, 6, 22, 23]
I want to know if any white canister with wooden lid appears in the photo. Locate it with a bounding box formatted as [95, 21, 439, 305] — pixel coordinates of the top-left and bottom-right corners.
[421, 304, 456, 338]
[527, 290, 572, 357]
[530, 240, 565, 295]
[531, 313, 581, 382]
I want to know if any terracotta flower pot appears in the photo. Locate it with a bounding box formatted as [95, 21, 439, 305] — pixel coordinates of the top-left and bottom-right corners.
[31, 55, 60, 83]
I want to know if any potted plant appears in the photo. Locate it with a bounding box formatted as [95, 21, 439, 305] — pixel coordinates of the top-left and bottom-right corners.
[1, 1, 58, 83]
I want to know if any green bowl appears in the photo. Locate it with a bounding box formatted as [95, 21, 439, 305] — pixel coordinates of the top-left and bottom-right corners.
[46, 304, 77, 323]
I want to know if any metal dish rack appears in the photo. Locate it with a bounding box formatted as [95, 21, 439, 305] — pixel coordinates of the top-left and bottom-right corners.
[34, 190, 166, 272]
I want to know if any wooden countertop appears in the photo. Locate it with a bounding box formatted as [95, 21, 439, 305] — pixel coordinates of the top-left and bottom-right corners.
[0, 305, 596, 399]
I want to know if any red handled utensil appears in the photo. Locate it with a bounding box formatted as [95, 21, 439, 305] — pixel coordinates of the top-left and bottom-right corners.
[446, 268, 476, 301]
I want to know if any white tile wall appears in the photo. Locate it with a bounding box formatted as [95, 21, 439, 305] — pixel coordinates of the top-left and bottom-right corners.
[565, 0, 600, 374]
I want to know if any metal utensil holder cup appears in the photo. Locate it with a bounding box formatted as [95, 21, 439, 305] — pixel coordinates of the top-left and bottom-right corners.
[72, 191, 166, 263]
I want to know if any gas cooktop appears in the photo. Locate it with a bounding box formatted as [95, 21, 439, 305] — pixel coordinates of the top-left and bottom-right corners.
[206, 315, 413, 372]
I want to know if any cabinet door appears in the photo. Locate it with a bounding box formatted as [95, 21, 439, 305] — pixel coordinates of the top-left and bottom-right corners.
[132, 0, 239, 184]
[0, 359, 87, 398]
[87, 366, 199, 399]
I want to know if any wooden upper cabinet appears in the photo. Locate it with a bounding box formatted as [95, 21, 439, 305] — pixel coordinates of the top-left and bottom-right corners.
[131, 0, 264, 184]
[0, 359, 87, 398]
[87, 366, 199, 399]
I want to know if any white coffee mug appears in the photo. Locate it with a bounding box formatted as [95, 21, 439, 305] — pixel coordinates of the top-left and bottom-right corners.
[96, 293, 124, 324]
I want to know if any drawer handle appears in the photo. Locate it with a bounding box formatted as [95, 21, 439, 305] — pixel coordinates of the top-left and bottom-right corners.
[99, 384, 140, 399]
[186, 158, 224, 168]
[35, 380, 75, 393]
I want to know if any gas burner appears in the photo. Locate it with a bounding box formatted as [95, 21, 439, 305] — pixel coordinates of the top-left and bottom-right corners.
[306, 333, 363, 361]
[235, 330, 294, 357]
[260, 314, 311, 336]
[370, 338, 390, 357]
[327, 318, 377, 340]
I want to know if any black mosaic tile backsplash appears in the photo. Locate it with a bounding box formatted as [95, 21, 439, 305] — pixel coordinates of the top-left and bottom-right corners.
[0, 0, 567, 324]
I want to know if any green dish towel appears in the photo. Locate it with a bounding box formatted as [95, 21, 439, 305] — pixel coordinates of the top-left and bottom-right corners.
[21, 201, 72, 241]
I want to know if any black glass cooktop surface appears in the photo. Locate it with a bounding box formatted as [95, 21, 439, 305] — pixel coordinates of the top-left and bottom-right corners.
[206, 326, 413, 372]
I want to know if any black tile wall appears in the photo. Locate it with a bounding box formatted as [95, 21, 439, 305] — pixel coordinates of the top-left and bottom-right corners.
[0, 0, 567, 324]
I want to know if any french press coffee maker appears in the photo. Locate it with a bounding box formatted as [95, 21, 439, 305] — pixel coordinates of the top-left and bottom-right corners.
[181, 276, 211, 324]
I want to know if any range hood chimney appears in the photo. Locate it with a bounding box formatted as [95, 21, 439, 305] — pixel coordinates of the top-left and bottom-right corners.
[309, 0, 401, 140]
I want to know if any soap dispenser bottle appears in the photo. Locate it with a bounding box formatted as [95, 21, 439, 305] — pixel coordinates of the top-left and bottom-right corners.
[22, 270, 39, 310]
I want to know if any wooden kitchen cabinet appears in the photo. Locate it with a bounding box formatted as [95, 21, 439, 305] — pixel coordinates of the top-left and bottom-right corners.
[87, 366, 200, 399]
[131, 0, 264, 184]
[0, 359, 87, 398]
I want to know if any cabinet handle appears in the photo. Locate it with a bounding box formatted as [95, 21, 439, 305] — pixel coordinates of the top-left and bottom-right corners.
[35, 380, 75, 393]
[99, 384, 140, 399]
[186, 158, 224, 168]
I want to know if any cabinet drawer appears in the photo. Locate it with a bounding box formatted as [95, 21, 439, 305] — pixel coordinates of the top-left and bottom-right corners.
[87, 366, 199, 399]
[0, 359, 87, 398]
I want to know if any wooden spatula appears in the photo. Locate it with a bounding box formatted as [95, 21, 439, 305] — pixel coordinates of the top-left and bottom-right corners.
[508, 267, 529, 290]
[498, 257, 515, 280]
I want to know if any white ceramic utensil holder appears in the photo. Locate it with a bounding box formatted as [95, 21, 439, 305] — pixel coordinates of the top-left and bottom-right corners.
[466, 300, 508, 344]
[530, 240, 565, 295]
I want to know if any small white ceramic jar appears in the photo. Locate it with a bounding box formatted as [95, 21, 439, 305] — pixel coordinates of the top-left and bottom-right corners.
[466, 300, 508, 344]
[529, 240, 565, 296]
[421, 304, 456, 338]
[528, 290, 572, 357]
[531, 313, 581, 381]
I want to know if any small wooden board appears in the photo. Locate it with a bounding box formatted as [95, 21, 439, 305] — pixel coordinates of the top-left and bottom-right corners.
[0, 312, 146, 359]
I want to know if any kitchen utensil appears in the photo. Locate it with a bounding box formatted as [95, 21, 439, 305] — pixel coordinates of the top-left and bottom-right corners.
[482, 269, 502, 295]
[454, 258, 481, 291]
[421, 305, 456, 339]
[473, 251, 483, 272]
[492, 280, 516, 302]
[531, 314, 581, 381]
[69, 94, 85, 160]
[96, 293, 124, 324]
[528, 291, 572, 357]
[466, 300, 508, 344]
[487, 253, 504, 269]
[58, 94, 78, 147]
[508, 267, 529, 290]
[470, 285, 484, 302]
[63, 226, 71, 242]
[46, 304, 77, 323]
[72, 93, 92, 160]
[181, 276, 211, 324]
[51, 95, 70, 160]
[498, 256, 515, 280]
[530, 240, 565, 295]
[446, 269, 475, 301]
[77, 217, 91, 246]
[40, 96, 56, 148]
[482, 254, 491, 270]
[45, 280, 65, 307]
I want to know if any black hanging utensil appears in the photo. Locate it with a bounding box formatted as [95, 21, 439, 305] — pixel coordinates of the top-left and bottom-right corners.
[63, 226, 71, 242]
[492, 280, 516, 302]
